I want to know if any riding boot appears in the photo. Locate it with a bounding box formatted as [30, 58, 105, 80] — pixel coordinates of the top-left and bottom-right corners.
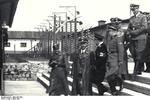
[145, 62, 150, 72]
[108, 79, 118, 95]
[115, 76, 123, 92]
[97, 83, 108, 95]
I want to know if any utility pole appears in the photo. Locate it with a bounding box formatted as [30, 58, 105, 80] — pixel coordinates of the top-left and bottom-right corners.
[0, 26, 4, 95]
[44, 19, 54, 57]
[59, 6, 80, 95]
[53, 14, 57, 44]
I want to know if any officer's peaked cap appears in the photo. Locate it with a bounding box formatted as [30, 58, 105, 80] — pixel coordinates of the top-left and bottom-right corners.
[107, 25, 117, 30]
[94, 33, 104, 40]
[142, 12, 150, 15]
[130, 4, 139, 10]
[110, 17, 122, 23]
[78, 37, 88, 44]
[53, 43, 59, 50]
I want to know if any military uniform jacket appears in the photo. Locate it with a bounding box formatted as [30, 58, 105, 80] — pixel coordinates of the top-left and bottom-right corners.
[105, 34, 125, 77]
[78, 49, 90, 74]
[128, 12, 148, 40]
[78, 49, 91, 95]
[70, 51, 91, 95]
[107, 36, 124, 63]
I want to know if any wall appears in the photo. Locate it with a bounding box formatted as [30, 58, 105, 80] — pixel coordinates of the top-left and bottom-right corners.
[5, 39, 40, 54]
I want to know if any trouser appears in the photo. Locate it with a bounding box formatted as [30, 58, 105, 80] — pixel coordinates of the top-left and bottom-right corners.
[76, 73, 82, 95]
[133, 60, 144, 74]
[107, 74, 123, 94]
[145, 62, 150, 72]
[129, 39, 146, 74]
[89, 68, 107, 95]
[108, 78, 116, 93]
[144, 35, 150, 72]
[76, 73, 89, 95]
[97, 83, 107, 95]
[88, 81, 107, 95]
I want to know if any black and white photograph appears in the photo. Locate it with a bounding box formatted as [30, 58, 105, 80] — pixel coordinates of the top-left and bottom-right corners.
[1, 0, 150, 97]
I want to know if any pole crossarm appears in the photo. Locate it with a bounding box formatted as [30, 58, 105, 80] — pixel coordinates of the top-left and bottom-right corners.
[59, 6, 76, 17]
[55, 16, 81, 34]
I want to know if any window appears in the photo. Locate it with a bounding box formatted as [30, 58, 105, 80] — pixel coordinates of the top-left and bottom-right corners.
[20, 43, 27, 47]
[5, 42, 10, 47]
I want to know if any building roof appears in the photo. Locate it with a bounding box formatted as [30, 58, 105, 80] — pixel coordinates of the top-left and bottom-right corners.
[8, 31, 48, 39]
[76, 19, 130, 38]
[90, 19, 129, 32]
[0, 0, 19, 27]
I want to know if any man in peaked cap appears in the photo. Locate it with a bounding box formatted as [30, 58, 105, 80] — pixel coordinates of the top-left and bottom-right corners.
[70, 36, 88, 95]
[48, 43, 70, 95]
[89, 33, 108, 95]
[128, 3, 148, 77]
[104, 17, 125, 95]
[72, 36, 91, 95]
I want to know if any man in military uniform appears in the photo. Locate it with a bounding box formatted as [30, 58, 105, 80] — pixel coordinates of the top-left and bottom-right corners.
[77, 36, 91, 95]
[105, 18, 125, 95]
[127, 4, 148, 75]
[112, 18, 129, 80]
[71, 35, 91, 95]
[48, 43, 70, 95]
[89, 34, 108, 95]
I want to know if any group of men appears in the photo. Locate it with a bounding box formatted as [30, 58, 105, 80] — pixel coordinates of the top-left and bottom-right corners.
[74, 17, 126, 95]
[47, 3, 150, 96]
[71, 3, 150, 96]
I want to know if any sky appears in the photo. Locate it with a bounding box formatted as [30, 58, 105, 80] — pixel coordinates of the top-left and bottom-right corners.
[9, 0, 150, 31]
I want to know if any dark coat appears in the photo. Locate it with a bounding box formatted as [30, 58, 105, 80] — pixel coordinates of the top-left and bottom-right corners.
[90, 43, 107, 83]
[49, 66, 70, 95]
[48, 51, 69, 95]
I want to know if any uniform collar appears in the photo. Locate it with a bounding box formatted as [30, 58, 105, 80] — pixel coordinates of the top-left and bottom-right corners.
[135, 11, 141, 17]
[98, 41, 103, 47]
[81, 47, 88, 54]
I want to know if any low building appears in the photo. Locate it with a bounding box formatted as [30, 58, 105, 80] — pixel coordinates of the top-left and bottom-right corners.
[5, 31, 47, 54]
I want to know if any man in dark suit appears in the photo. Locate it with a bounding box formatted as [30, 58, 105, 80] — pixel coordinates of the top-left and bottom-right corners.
[89, 34, 108, 95]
